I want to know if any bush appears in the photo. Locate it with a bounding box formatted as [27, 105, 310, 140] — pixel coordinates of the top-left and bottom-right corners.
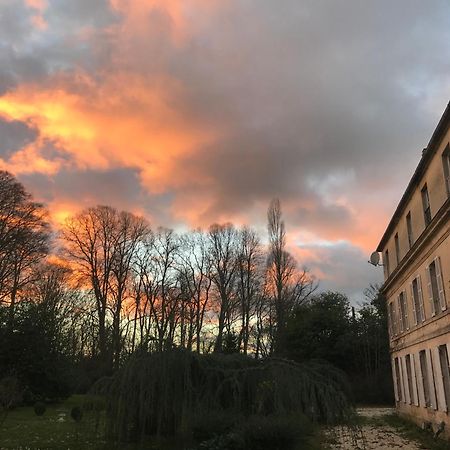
[191, 411, 238, 442]
[240, 415, 311, 450]
[97, 350, 353, 441]
[0, 377, 22, 410]
[197, 433, 243, 450]
[71, 406, 83, 422]
[0, 377, 23, 426]
[34, 401, 46, 416]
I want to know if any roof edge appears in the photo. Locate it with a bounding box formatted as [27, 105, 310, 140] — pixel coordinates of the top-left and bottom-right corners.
[376, 101, 450, 252]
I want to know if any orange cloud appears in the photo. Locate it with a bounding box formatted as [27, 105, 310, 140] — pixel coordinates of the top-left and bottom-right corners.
[0, 72, 220, 194]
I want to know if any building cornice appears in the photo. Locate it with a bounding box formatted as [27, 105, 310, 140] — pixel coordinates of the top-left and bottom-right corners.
[377, 101, 450, 252]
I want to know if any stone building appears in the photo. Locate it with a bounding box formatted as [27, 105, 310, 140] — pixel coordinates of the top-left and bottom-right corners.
[377, 102, 450, 433]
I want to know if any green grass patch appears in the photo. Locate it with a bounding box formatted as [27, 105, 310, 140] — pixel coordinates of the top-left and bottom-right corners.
[0, 395, 328, 450]
[0, 395, 108, 450]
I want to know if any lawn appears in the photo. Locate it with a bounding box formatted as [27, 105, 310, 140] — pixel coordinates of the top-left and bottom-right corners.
[0, 395, 108, 450]
[0, 396, 206, 450]
[0, 395, 328, 450]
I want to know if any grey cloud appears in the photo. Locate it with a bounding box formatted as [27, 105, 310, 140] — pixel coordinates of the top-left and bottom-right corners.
[0, 119, 37, 157]
[2, 0, 450, 294]
[157, 0, 450, 224]
[298, 241, 383, 304]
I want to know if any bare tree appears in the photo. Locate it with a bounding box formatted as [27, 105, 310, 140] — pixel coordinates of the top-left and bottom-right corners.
[266, 199, 316, 353]
[62, 205, 148, 369]
[0, 171, 50, 327]
[177, 231, 212, 353]
[135, 228, 180, 352]
[208, 224, 239, 353]
[236, 227, 263, 354]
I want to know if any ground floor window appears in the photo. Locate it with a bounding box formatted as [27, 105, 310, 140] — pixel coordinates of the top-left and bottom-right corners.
[438, 345, 450, 411]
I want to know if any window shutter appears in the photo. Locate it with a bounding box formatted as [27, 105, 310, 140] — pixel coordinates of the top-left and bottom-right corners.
[397, 296, 403, 333]
[416, 352, 426, 407]
[392, 359, 399, 402]
[432, 347, 447, 412]
[387, 305, 393, 337]
[435, 257, 446, 311]
[399, 356, 406, 403]
[410, 283, 417, 325]
[402, 357, 411, 404]
[426, 265, 435, 316]
[417, 276, 425, 322]
[411, 354, 419, 406]
[403, 291, 409, 330]
[393, 302, 398, 335]
[426, 349, 438, 410]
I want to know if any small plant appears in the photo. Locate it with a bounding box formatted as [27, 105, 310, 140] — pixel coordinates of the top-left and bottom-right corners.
[191, 411, 238, 442]
[239, 414, 311, 450]
[197, 433, 243, 450]
[83, 398, 94, 412]
[71, 405, 83, 422]
[0, 377, 23, 426]
[34, 401, 46, 416]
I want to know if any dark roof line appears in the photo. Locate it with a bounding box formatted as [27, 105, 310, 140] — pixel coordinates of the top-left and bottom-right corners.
[376, 101, 450, 252]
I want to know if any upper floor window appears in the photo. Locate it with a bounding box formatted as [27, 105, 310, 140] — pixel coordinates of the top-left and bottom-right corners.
[395, 233, 400, 265]
[443, 144, 450, 196]
[421, 185, 431, 226]
[384, 250, 390, 277]
[406, 212, 413, 249]
[426, 257, 446, 316]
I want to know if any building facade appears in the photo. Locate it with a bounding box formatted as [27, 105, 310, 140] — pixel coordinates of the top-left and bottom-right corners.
[377, 102, 450, 433]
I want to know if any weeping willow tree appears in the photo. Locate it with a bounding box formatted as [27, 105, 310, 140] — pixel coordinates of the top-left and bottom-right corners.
[96, 350, 353, 443]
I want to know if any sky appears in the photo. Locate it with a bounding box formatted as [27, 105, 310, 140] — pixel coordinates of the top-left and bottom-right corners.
[0, 0, 450, 302]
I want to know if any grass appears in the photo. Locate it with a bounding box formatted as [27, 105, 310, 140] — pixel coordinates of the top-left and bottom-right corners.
[0, 395, 108, 450]
[0, 395, 329, 450]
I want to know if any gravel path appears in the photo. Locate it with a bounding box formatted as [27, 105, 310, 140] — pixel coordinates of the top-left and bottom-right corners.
[325, 407, 426, 450]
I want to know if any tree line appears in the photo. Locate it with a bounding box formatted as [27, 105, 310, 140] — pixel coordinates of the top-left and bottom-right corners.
[0, 172, 317, 387]
[0, 170, 392, 404]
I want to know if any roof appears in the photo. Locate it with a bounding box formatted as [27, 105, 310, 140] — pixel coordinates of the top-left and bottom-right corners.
[376, 101, 450, 252]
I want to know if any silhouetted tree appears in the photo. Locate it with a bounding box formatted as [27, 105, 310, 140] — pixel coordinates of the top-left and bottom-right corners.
[208, 224, 239, 353]
[0, 171, 50, 327]
[62, 206, 148, 370]
[266, 199, 316, 353]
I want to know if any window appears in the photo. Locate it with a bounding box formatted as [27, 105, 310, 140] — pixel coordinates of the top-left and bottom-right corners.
[406, 212, 413, 249]
[395, 357, 403, 402]
[420, 350, 431, 407]
[411, 276, 425, 324]
[443, 145, 450, 195]
[421, 185, 432, 226]
[398, 291, 408, 332]
[395, 233, 400, 265]
[384, 250, 390, 277]
[427, 257, 446, 316]
[439, 345, 450, 410]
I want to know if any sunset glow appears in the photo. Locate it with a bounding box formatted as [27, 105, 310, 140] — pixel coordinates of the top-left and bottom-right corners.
[1, 0, 450, 299]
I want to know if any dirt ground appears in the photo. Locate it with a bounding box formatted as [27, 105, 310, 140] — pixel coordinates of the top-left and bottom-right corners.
[325, 407, 425, 450]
